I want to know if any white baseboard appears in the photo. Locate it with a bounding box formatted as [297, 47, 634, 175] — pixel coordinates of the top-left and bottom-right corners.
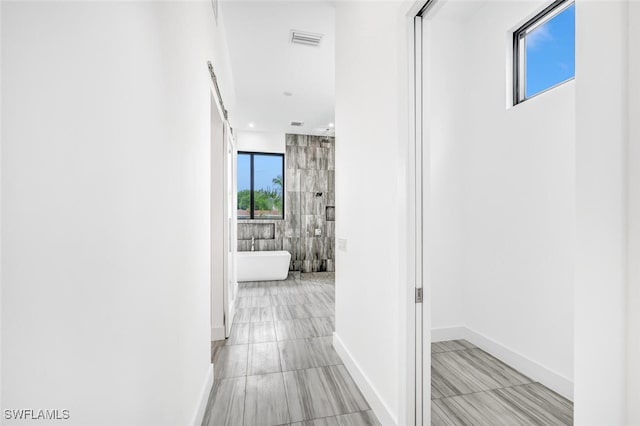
[211, 326, 225, 341]
[222, 281, 239, 340]
[191, 364, 213, 426]
[227, 302, 236, 339]
[232, 280, 239, 301]
[432, 326, 573, 401]
[333, 333, 397, 426]
[431, 326, 466, 342]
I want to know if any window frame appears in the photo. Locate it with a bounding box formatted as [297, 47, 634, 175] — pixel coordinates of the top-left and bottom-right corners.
[513, 0, 575, 105]
[238, 151, 286, 220]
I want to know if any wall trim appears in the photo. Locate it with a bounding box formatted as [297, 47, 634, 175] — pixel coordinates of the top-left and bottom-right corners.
[333, 333, 397, 426]
[191, 364, 213, 426]
[226, 286, 237, 338]
[211, 326, 225, 342]
[432, 326, 574, 401]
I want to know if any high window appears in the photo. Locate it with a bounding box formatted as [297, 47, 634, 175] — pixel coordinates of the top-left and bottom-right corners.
[514, 0, 575, 104]
[237, 152, 285, 220]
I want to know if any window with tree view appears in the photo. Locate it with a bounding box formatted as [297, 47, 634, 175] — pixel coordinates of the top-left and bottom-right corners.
[237, 152, 284, 220]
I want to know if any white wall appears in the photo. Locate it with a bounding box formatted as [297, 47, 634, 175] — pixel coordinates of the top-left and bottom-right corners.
[334, 2, 410, 424]
[628, 2, 640, 423]
[425, 15, 466, 333]
[0, 0, 3, 414]
[574, 1, 628, 424]
[427, 0, 635, 416]
[427, 1, 575, 398]
[236, 131, 285, 153]
[1, 2, 232, 424]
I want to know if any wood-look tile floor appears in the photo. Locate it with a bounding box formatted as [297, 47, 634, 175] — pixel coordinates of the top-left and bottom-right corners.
[202, 273, 381, 426]
[431, 340, 574, 425]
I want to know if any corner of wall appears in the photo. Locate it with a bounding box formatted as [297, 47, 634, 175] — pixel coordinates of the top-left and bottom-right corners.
[574, 1, 628, 422]
[430, 325, 574, 400]
[626, 1, 640, 423]
[191, 364, 213, 426]
[463, 327, 574, 401]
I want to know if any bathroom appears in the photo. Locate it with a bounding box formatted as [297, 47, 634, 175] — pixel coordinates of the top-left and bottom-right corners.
[236, 133, 336, 282]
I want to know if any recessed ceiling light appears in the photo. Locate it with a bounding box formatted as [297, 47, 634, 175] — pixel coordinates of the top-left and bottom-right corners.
[328, 123, 334, 128]
[249, 123, 255, 128]
[283, 91, 293, 97]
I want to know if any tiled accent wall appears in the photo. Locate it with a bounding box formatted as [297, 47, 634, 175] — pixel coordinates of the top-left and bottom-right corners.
[285, 134, 335, 272]
[237, 134, 335, 273]
[237, 221, 283, 252]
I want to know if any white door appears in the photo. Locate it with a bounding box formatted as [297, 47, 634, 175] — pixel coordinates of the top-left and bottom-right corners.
[223, 122, 237, 337]
[210, 92, 227, 342]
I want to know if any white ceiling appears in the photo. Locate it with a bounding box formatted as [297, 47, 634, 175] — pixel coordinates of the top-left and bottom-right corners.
[220, 1, 335, 136]
[426, 0, 488, 22]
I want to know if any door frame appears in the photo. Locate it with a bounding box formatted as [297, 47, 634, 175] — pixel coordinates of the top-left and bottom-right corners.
[223, 121, 238, 337]
[209, 87, 226, 342]
[406, 1, 435, 424]
[405, 2, 422, 425]
[208, 63, 236, 342]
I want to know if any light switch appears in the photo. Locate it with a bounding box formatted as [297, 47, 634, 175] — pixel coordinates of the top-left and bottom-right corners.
[338, 238, 347, 251]
[314, 228, 322, 236]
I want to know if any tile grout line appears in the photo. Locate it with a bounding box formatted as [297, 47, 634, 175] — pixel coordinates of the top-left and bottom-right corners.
[277, 335, 294, 424]
[431, 347, 477, 354]
[241, 369, 248, 426]
[274, 285, 293, 426]
[276, 276, 305, 426]
[283, 409, 376, 426]
[431, 380, 540, 401]
[212, 359, 347, 383]
[233, 294, 249, 426]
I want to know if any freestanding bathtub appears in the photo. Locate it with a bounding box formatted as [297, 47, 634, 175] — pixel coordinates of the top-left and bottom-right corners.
[237, 250, 292, 282]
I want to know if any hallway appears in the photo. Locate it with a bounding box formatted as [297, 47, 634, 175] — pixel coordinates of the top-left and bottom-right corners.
[2, 1, 637, 424]
[202, 273, 380, 426]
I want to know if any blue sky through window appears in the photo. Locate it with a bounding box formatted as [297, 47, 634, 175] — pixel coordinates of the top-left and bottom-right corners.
[237, 154, 283, 191]
[525, 3, 575, 98]
[253, 155, 283, 192]
[238, 153, 251, 191]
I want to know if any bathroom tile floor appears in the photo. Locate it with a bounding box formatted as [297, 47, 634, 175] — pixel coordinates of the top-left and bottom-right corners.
[202, 272, 381, 426]
[431, 339, 574, 425]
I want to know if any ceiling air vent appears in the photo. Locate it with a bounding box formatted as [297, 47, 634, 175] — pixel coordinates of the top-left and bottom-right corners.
[290, 121, 304, 127]
[290, 30, 323, 47]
